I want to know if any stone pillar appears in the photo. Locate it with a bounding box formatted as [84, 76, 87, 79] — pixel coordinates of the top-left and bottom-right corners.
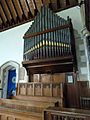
[74, 30, 88, 81]
[81, 28, 90, 81]
[78, 0, 90, 83]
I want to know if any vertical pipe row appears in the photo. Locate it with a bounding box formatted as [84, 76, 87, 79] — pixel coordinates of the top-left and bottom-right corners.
[23, 6, 73, 61]
[37, 12, 40, 59]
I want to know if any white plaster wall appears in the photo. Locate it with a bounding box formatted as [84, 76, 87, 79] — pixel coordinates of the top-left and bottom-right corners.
[19, 67, 28, 83]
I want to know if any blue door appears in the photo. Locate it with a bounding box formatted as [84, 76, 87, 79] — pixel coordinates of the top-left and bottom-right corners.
[7, 69, 16, 98]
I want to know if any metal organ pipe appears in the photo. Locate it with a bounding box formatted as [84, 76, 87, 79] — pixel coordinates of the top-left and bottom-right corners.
[23, 6, 74, 61]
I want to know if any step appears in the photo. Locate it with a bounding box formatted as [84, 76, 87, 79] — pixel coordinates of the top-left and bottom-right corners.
[13, 95, 63, 106]
[0, 98, 55, 113]
[0, 106, 42, 120]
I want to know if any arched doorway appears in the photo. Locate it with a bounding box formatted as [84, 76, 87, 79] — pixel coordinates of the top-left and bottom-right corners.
[0, 61, 20, 98]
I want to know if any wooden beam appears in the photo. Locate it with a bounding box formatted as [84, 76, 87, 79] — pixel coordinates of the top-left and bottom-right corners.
[58, 0, 66, 8]
[5, 0, 15, 24]
[50, 0, 58, 10]
[18, 0, 27, 20]
[0, 4, 7, 23]
[31, 0, 36, 9]
[42, 0, 51, 6]
[69, 0, 78, 5]
[13, 0, 23, 20]
[19, 0, 29, 19]
[26, 0, 33, 17]
[0, 17, 33, 32]
[34, 0, 43, 12]
[0, 17, 2, 24]
[6, 0, 17, 22]
[22, 56, 73, 74]
[0, 10, 5, 25]
[27, 0, 35, 16]
[23, 24, 70, 39]
[32, 0, 38, 15]
[54, 3, 78, 12]
[0, 0, 12, 22]
[23, 0, 29, 18]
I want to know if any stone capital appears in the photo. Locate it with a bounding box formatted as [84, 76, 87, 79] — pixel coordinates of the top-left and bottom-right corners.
[81, 27, 90, 37]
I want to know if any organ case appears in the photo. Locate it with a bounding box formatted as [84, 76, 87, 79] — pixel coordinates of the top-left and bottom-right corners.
[23, 6, 77, 74]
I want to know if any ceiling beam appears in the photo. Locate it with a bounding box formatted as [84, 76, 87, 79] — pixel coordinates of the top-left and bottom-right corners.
[32, 0, 38, 15]
[0, 0, 12, 22]
[5, 0, 15, 25]
[12, 0, 23, 20]
[0, 0, 79, 32]
[27, 0, 35, 16]
[42, 0, 50, 6]
[69, 0, 78, 5]
[18, 0, 27, 20]
[0, 4, 7, 24]
[34, 0, 43, 12]
[50, 0, 58, 10]
[26, 0, 34, 18]
[0, 17, 3, 24]
[54, 3, 78, 12]
[6, 0, 17, 22]
[59, 0, 66, 7]
[19, 0, 29, 19]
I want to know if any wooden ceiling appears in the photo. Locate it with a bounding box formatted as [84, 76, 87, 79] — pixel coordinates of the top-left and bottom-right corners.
[0, 0, 78, 32]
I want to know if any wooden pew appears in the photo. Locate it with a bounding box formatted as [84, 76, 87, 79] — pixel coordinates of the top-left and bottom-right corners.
[80, 97, 90, 110]
[77, 81, 90, 109]
[0, 98, 55, 113]
[44, 107, 90, 120]
[17, 82, 63, 98]
[0, 106, 42, 120]
[16, 82, 63, 107]
[0, 82, 64, 120]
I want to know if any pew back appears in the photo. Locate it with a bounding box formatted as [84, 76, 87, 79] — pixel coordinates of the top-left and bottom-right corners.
[44, 107, 90, 120]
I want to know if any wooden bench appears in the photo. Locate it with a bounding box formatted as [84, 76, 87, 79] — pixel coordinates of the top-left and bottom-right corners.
[13, 95, 63, 107]
[44, 107, 90, 120]
[0, 106, 42, 120]
[0, 98, 55, 113]
[17, 82, 63, 98]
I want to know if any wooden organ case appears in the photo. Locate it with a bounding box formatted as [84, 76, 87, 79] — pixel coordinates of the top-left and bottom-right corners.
[23, 6, 77, 74]
[21, 6, 77, 109]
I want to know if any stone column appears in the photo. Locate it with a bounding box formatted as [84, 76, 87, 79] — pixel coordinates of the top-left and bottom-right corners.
[78, 0, 90, 82]
[74, 30, 88, 81]
[81, 28, 90, 81]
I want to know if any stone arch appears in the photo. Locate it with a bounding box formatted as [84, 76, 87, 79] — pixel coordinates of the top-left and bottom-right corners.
[0, 60, 20, 98]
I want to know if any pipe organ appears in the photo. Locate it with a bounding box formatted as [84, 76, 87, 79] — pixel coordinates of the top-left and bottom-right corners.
[23, 6, 77, 73]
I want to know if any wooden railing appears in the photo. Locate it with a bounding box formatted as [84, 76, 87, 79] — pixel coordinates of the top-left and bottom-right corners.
[44, 107, 90, 120]
[17, 82, 63, 98]
[80, 97, 90, 110]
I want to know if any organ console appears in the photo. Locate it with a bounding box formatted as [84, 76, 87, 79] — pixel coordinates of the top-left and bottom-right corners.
[22, 6, 77, 74]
